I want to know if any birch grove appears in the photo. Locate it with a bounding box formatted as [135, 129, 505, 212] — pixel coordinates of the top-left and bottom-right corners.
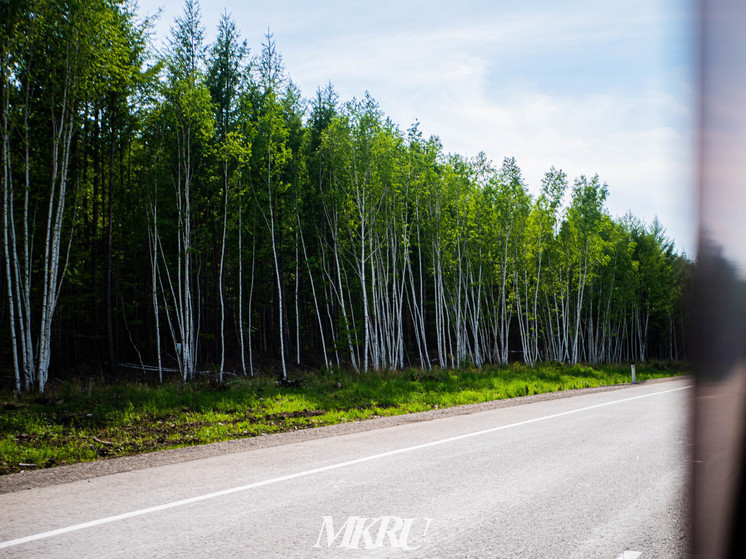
[0, 0, 692, 392]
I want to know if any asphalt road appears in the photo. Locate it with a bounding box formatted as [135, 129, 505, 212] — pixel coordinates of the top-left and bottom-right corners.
[0, 378, 691, 558]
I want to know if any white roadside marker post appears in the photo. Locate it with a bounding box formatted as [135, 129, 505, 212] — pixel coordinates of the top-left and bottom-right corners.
[631, 362, 636, 384]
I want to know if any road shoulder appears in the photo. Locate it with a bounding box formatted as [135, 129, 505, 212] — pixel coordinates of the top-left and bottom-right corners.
[0, 376, 689, 494]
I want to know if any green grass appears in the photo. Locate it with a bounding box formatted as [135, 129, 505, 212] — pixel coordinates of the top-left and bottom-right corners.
[0, 362, 688, 475]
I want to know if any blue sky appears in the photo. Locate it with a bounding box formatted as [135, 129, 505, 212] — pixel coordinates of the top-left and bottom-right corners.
[136, 0, 696, 256]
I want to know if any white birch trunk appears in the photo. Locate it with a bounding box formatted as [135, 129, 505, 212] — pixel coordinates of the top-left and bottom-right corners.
[247, 234, 256, 377]
[1, 71, 22, 392]
[238, 200, 246, 376]
[218, 162, 228, 380]
[149, 199, 163, 383]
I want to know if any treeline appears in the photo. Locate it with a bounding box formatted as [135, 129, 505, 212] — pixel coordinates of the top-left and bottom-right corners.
[1, 0, 691, 393]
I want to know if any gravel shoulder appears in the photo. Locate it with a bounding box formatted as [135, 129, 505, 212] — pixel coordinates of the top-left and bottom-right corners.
[0, 376, 689, 495]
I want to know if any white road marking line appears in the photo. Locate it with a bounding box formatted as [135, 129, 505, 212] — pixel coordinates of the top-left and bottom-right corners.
[0, 383, 692, 550]
[616, 551, 642, 559]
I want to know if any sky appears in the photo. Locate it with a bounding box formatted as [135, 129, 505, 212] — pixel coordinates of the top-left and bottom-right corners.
[135, 0, 696, 256]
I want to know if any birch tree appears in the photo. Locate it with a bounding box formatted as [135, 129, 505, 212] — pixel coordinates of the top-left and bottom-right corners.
[155, 0, 214, 380]
[565, 174, 609, 364]
[247, 31, 293, 381]
[207, 11, 247, 379]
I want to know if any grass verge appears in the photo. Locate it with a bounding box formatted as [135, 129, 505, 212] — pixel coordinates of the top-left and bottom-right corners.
[0, 362, 688, 475]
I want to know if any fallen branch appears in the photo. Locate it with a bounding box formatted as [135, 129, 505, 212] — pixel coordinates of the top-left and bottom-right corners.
[118, 362, 180, 373]
[92, 437, 114, 447]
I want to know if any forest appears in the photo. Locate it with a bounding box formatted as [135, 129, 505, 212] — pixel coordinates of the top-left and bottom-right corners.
[1, 0, 691, 394]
